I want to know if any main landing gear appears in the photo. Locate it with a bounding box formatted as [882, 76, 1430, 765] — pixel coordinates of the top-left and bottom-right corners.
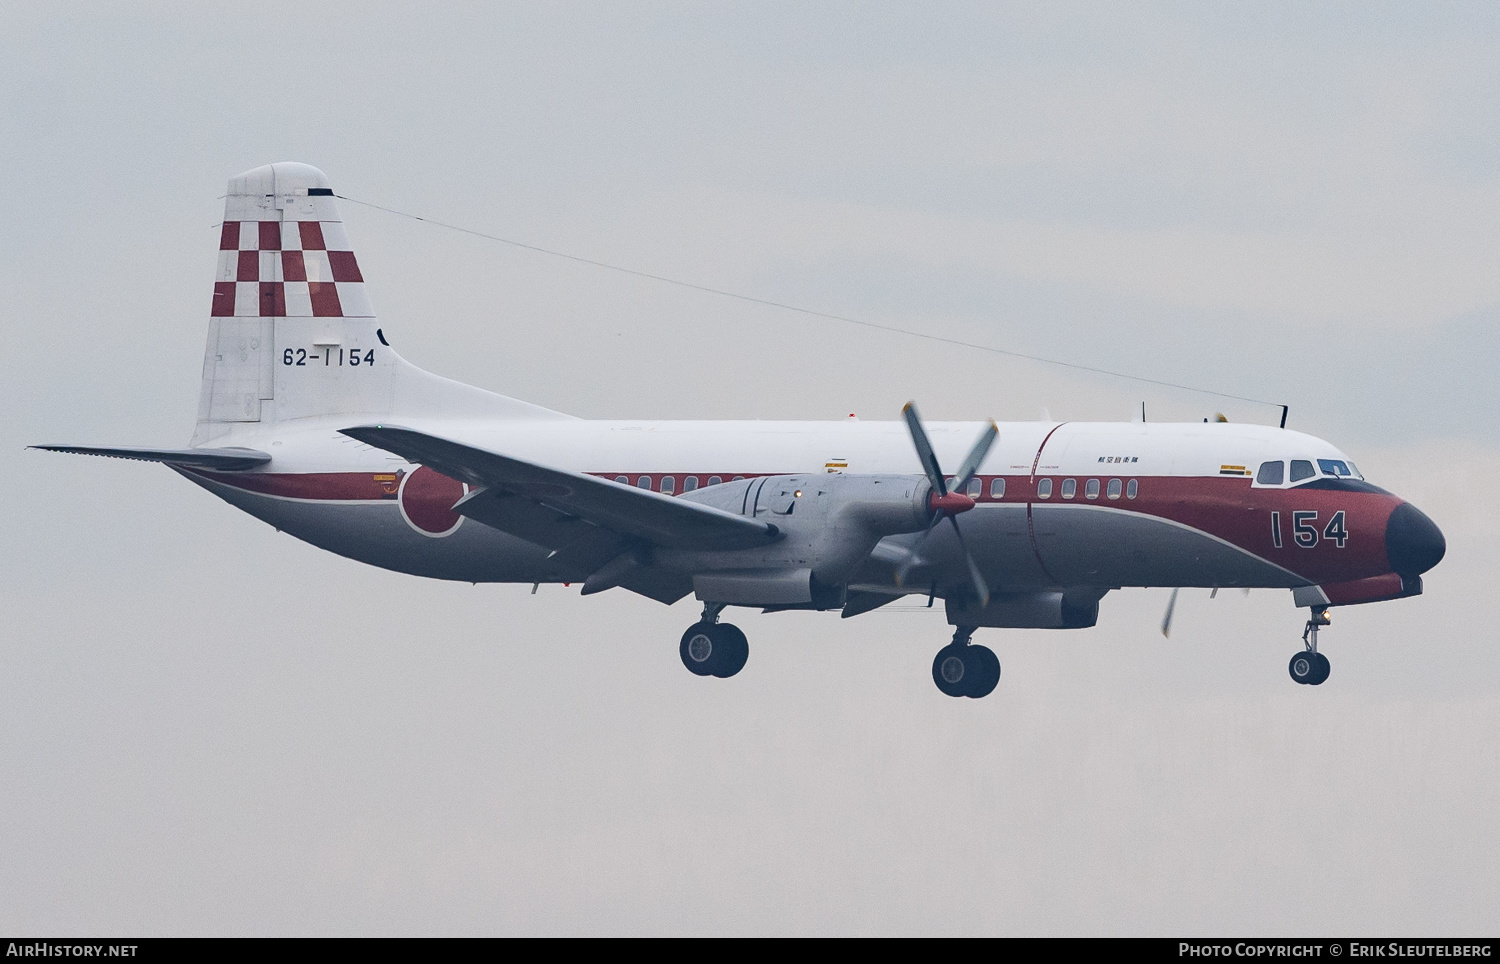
[1289, 607, 1332, 686]
[679, 603, 749, 679]
[932, 627, 1000, 699]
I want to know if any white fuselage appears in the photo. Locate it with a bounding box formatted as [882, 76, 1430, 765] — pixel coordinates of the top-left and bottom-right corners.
[183, 414, 1394, 600]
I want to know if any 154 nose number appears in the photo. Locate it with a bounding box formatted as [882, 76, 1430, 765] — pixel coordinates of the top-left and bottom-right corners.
[1271, 510, 1348, 549]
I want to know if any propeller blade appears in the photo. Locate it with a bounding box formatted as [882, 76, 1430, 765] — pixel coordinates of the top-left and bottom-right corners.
[894, 514, 944, 586]
[902, 402, 947, 496]
[952, 420, 999, 493]
[896, 402, 993, 606]
[1160, 587, 1180, 638]
[947, 516, 990, 607]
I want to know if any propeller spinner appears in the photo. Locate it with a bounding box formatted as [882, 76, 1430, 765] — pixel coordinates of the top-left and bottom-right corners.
[896, 402, 998, 606]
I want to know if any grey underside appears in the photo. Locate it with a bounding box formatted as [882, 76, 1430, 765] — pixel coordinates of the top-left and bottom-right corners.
[185, 472, 1304, 599]
[851, 503, 1302, 594]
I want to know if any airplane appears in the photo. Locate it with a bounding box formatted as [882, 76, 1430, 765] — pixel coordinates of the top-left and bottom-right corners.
[33, 162, 1447, 698]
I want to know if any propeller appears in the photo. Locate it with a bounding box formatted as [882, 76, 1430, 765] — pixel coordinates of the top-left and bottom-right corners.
[1160, 587, 1180, 638]
[1160, 586, 1250, 638]
[895, 402, 998, 607]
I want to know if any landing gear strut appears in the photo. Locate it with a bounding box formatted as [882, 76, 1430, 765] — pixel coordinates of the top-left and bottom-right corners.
[679, 602, 749, 678]
[932, 626, 1000, 699]
[1289, 606, 1332, 686]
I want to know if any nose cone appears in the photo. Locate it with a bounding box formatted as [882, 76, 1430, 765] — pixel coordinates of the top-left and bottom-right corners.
[1386, 502, 1446, 576]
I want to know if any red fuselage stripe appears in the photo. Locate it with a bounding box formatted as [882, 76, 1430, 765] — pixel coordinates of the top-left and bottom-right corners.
[189, 469, 1403, 585]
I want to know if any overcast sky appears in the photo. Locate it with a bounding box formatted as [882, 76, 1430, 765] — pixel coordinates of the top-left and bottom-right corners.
[3, 2, 1498, 935]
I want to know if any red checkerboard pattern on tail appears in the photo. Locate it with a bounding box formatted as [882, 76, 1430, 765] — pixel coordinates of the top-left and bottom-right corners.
[211, 215, 372, 318]
[193, 162, 567, 441]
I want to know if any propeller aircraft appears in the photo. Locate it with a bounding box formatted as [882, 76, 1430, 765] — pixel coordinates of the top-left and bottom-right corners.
[34, 163, 1447, 698]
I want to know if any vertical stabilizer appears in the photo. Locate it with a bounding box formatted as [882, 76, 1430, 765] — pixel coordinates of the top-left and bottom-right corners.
[194, 162, 569, 444]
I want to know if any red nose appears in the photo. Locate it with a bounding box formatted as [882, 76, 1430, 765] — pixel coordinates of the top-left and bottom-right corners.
[929, 491, 976, 514]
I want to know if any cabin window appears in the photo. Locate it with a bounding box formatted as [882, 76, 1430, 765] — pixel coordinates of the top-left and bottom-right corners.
[1126, 479, 1138, 499]
[637, 476, 652, 489]
[945, 477, 957, 493]
[1318, 459, 1353, 478]
[1256, 461, 1284, 485]
[1107, 478, 1122, 499]
[1037, 478, 1053, 499]
[708, 476, 723, 486]
[967, 477, 982, 498]
[1061, 478, 1077, 499]
[615, 475, 629, 485]
[732, 475, 745, 481]
[990, 478, 1006, 499]
[1290, 460, 1315, 483]
[1085, 478, 1100, 499]
[683, 476, 699, 492]
[660, 476, 675, 494]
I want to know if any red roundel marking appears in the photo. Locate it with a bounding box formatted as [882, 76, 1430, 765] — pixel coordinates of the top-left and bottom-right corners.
[398, 466, 467, 536]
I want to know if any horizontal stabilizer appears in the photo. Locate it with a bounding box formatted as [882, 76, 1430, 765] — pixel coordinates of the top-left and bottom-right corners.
[30, 444, 271, 471]
[340, 424, 781, 551]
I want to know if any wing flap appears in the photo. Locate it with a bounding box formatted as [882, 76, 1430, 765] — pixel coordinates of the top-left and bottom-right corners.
[30, 444, 271, 471]
[453, 487, 630, 577]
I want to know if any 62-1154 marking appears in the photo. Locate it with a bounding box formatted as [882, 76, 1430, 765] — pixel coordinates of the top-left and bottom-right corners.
[1271, 510, 1348, 549]
[283, 347, 376, 367]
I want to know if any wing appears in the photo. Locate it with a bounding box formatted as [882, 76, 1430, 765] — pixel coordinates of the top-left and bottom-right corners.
[29, 444, 271, 471]
[340, 425, 781, 601]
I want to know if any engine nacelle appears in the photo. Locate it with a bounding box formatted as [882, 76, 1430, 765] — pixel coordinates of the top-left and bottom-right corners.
[667, 473, 934, 606]
[945, 590, 1107, 629]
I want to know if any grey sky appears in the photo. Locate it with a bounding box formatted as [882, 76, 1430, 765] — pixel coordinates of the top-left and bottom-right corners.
[2, 2, 1497, 934]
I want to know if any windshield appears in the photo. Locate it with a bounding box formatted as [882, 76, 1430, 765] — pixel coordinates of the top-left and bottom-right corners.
[1318, 459, 1358, 478]
[1256, 461, 1284, 485]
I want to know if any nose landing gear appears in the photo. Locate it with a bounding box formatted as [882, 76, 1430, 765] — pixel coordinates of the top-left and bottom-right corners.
[932, 626, 1000, 698]
[1289, 607, 1332, 685]
[679, 602, 749, 678]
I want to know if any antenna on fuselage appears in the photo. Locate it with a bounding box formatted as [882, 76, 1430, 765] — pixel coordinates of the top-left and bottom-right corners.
[1279, 405, 1289, 429]
[336, 193, 1294, 427]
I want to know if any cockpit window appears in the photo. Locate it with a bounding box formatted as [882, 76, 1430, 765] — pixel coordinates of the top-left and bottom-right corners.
[1289, 460, 1315, 483]
[1256, 461, 1284, 485]
[1318, 459, 1354, 478]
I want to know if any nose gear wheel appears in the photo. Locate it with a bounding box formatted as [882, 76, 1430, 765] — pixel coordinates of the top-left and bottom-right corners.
[1289, 607, 1332, 685]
